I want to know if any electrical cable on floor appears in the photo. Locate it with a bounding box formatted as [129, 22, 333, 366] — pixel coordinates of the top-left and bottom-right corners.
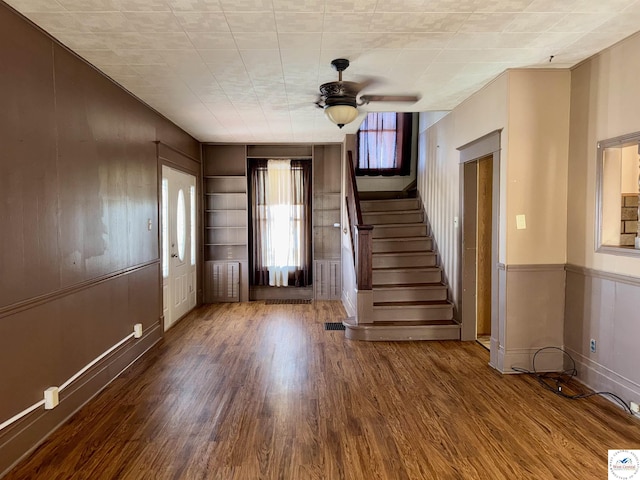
[511, 346, 634, 415]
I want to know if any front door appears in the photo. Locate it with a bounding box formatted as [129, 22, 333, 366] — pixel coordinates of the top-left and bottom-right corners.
[161, 165, 197, 330]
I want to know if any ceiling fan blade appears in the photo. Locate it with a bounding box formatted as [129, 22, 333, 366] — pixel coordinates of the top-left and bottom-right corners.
[287, 99, 323, 111]
[359, 94, 420, 104]
[353, 76, 381, 92]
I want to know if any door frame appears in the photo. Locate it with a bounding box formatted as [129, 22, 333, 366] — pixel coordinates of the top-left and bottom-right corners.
[156, 142, 202, 331]
[457, 131, 501, 366]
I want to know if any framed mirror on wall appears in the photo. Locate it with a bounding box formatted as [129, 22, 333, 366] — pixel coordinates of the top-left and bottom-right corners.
[596, 133, 640, 255]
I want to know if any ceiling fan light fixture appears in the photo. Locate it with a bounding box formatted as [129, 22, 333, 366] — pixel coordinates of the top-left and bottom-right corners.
[324, 104, 359, 129]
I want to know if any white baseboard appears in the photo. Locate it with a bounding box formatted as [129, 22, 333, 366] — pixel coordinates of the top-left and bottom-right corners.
[564, 347, 640, 404]
[341, 289, 356, 317]
[498, 346, 566, 374]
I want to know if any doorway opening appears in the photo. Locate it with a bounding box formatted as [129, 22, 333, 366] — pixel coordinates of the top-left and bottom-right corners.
[459, 131, 500, 365]
[475, 155, 493, 350]
[161, 165, 197, 331]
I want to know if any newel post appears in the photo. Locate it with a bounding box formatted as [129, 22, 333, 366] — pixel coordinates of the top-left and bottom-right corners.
[356, 225, 373, 290]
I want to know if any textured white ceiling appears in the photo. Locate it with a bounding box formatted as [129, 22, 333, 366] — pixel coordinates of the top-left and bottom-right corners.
[6, 0, 640, 143]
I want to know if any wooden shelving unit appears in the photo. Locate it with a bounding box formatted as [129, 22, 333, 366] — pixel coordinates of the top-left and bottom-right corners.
[203, 146, 248, 303]
[313, 144, 342, 300]
[202, 143, 344, 302]
[204, 176, 247, 263]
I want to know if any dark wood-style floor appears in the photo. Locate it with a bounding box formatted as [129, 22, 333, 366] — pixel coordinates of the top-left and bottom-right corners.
[5, 302, 640, 479]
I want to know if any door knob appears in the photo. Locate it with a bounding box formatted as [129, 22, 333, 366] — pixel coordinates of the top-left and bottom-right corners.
[171, 254, 178, 258]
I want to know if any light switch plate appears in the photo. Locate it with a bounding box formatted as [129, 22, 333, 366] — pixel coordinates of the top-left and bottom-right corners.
[516, 214, 526, 230]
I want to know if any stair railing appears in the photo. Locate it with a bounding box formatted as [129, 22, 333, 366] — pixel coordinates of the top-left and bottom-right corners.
[346, 151, 373, 291]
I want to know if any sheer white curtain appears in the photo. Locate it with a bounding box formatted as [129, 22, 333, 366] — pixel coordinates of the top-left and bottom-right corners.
[251, 158, 311, 287]
[358, 112, 398, 169]
[265, 159, 297, 286]
[356, 112, 412, 176]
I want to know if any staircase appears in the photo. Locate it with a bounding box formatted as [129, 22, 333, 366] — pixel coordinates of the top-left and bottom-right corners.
[344, 197, 461, 341]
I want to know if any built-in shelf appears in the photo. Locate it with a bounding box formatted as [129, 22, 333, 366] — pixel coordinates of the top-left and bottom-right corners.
[203, 145, 248, 304]
[204, 175, 245, 178]
[246, 156, 312, 160]
[203, 143, 343, 302]
[205, 243, 246, 246]
[205, 209, 245, 212]
[312, 145, 342, 298]
[204, 193, 246, 211]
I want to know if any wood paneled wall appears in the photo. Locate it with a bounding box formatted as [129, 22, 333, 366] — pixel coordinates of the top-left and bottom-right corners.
[565, 265, 640, 403]
[0, 3, 199, 475]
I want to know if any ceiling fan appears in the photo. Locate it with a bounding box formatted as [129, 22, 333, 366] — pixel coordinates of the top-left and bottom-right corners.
[316, 58, 420, 128]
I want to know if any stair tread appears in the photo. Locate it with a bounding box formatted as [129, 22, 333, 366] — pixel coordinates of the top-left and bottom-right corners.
[371, 222, 424, 227]
[373, 236, 431, 241]
[360, 198, 419, 205]
[373, 251, 435, 256]
[373, 283, 446, 289]
[373, 265, 442, 271]
[362, 198, 419, 202]
[342, 317, 457, 328]
[372, 230, 426, 235]
[343, 317, 460, 341]
[374, 300, 452, 307]
[372, 223, 427, 228]
[363, 209, 422, 214]
[374, 251, 435, 257]
[360, 202, 422, 209]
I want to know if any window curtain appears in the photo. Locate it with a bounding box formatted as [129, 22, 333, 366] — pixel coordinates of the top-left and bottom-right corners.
[250, 159, 312, 287]
[356, 112, 412, 176]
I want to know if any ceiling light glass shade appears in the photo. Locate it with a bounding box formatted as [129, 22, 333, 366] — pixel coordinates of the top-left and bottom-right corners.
[324, 104, 358, 128]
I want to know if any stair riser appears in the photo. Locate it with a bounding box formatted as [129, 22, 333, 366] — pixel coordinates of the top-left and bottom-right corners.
[373, 254, 436, 269]
[374, 288, 448, 303]
[373, 305, 454, 322]
[361, 199, 421, 212]
[364, 212, 423, 225]
[373, 270, 442, 285]
[373, 238, 433, 253]
[372, 225, 428, 238]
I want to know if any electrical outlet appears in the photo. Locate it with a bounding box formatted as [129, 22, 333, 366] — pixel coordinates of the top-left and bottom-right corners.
[590, 339, 596, 353]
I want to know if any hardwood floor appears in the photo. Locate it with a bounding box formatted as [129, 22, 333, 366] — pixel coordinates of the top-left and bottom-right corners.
[5, 301, 640, 479]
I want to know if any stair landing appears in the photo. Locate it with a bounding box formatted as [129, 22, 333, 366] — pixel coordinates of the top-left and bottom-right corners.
[343, 317, 460, 341]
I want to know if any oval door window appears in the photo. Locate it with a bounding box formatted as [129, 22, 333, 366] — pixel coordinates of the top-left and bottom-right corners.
[177, 188, 186, 261]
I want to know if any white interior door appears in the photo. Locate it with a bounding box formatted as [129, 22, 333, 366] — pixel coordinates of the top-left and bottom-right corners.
[162, 166, 197, 331]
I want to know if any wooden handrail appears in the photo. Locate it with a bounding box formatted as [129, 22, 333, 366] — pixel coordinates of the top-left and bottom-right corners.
[345, 151, 373, 291]
[347, 151, 363, 225]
